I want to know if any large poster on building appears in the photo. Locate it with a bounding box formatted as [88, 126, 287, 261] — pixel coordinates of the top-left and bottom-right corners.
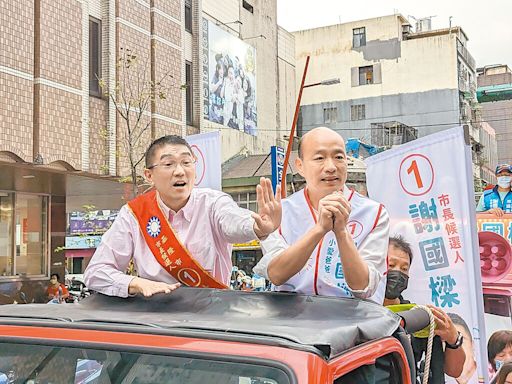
[202, 18, 257, 136]
[366, 126, 488, 384]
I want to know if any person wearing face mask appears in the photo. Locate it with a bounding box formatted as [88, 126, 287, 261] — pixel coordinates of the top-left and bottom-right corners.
[384, 236, 466, 383]
[488, 330, 512, 377]
[46, 273, 69, 303]
[477, 164, 512, 217]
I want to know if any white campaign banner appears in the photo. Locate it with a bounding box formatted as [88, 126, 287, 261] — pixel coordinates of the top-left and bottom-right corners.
[366, 126, 488, 384]
[185, 131, 221, 190]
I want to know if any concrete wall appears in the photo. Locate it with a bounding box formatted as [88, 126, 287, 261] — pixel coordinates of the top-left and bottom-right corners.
[481, 100, 512, 165]
[294, 16, 459, 107]
[480, 122, 498, 184]
[300, 89, 460, 141]
[277, 27, 296, 144]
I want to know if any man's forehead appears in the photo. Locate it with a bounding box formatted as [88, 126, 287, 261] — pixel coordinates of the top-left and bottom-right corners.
[308, 145, 346, 154]
[157, 144, 193, 158]
[388, 246, 410, 263]
[301, 131, 345, 155]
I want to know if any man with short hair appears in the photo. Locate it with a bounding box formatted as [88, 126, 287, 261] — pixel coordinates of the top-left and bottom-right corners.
[253, 127, 388, 300]
[477, 164, 512, 217]
[383, 235, 413, 306]
[383, 235, 466, 382]
[85, 135, 281, 297]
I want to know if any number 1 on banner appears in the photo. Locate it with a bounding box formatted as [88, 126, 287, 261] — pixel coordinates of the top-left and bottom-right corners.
[399, 154, 434, 196]
[407, 160, 424, 189]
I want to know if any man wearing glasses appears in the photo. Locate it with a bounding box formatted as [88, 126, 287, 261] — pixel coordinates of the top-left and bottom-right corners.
[477, 164, 512, 217]
[85, 135, 281, 297]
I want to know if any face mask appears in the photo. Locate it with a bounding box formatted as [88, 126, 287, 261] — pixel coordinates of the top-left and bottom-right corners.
[496, 359, 504, 371]
[497, 176, 512, 188]
[385, 270, 409, 300]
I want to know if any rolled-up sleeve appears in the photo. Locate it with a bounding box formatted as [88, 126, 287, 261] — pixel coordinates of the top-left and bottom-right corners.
[213, 195, 257, 243]
[349, 206, 390, 299]
[252, 231, 289, 279]
[84, 206, 136, 298]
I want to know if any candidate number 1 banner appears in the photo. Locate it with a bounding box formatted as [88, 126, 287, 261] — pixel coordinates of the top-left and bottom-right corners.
[366, 126, 488, 384]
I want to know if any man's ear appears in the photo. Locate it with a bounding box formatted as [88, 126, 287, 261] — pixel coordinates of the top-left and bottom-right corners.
[143, 168, 153, 184]
[295, 157, 305, 178]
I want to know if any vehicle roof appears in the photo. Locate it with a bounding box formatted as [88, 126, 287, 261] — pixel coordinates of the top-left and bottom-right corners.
[0, 288, 400, 360]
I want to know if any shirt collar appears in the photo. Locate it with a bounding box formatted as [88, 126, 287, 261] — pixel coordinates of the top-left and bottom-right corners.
[156, 189, 195, 222]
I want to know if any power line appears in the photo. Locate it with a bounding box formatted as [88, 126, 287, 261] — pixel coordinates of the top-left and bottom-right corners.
[203, 117, 512, 133]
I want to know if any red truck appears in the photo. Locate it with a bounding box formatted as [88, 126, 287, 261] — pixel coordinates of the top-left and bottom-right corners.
[0, 287, 428, 383]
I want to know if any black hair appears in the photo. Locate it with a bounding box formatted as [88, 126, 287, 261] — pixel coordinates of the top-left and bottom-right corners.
[488, 330, 512, 371]
[496, 362, 512, 384]
[51, 273, 60, 281]
[389, 235, 413, 263]
[145, 135, 193, 168]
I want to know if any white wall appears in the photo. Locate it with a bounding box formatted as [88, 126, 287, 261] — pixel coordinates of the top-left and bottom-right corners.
[277, 27, 296, 138]
[293, 15, 459, 106]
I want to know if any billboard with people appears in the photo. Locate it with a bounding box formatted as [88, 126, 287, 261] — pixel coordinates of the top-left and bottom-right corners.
[202, 18, 257, 136]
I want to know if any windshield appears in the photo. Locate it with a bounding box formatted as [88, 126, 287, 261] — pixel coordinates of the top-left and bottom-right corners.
[0, 342, 291, 384]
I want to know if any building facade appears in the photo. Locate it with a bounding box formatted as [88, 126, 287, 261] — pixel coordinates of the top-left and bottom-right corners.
[477, 64, 512, 167]
[0, 0, 295, 302]
[293, 14, 484, 177]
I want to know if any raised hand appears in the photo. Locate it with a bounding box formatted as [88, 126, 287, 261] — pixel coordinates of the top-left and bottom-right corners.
[128, 277, 181, 297]
[252, 177, 282, 239]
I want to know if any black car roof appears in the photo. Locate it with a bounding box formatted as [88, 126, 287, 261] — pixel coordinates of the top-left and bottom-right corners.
[0, 288, 400, 359]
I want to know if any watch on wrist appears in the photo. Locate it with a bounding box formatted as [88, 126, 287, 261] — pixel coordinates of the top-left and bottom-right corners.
[445, 331, 463, 349]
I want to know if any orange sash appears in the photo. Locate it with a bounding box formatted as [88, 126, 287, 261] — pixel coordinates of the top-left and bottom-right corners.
[127, 190, 228, 289]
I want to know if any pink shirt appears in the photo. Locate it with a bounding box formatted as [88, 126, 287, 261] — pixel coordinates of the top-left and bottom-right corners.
[85, 188, 257, 297]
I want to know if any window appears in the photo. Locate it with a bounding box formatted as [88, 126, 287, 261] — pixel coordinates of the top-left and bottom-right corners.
[353, 27, 366, 48]
[351, 104, 366, 121]
[0, 343, 291, 384]
[323, 106, 337, 124]
[185, 61, 193, 126]
[184, 0, 192, 33]
[89, 17, 102, 97]
[243, 0, 254, 13]
[231, 192, 258, 212]
[351, 64, 381, 87]
[0, 193, 14, 276]
[359, 66, 373, 85]
[0, 192, 48, 277]
[334, 352, 402, 384]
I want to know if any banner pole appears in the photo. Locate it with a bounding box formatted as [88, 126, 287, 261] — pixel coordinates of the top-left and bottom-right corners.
[280, 55, 310, 198]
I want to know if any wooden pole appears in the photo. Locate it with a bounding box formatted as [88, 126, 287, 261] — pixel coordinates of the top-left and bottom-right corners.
[280, 55, 310, 198]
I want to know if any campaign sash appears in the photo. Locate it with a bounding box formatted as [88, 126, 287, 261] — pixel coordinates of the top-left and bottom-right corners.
[127, 190, 228, 289]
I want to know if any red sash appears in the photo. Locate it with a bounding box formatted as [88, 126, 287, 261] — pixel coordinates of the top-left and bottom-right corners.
[127, 190, 228, 289]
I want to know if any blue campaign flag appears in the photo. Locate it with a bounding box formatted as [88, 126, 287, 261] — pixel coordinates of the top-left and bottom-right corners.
[270, 146, 285, 193]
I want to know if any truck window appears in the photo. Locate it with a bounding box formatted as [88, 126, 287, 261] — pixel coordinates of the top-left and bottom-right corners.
[333, 353, 402, 384]
[484, 294, 512, 317]
[0, 342, 291, 384]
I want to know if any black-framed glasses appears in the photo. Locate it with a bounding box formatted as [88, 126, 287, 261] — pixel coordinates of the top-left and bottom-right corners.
[147, 159, 196, 171]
